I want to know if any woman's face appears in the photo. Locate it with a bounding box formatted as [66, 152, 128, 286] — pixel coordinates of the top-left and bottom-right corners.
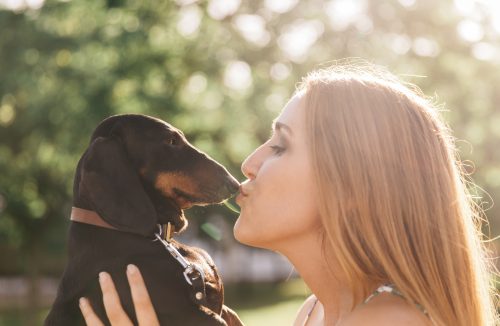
[234, 93, 320, 250]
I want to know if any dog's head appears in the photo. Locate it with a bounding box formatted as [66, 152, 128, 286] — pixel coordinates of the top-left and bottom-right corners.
[73, 114, 239, 237]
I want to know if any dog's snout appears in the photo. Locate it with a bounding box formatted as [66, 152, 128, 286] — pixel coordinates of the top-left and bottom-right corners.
[225, 175, 240, 194]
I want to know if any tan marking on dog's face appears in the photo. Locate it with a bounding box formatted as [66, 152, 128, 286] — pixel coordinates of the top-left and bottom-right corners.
[155, 172, 200, 208]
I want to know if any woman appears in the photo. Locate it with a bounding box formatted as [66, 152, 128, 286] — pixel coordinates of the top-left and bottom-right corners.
[79, 63, 498, 325]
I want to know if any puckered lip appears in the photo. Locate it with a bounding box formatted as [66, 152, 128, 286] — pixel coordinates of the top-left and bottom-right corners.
[239, 184, 249, 197]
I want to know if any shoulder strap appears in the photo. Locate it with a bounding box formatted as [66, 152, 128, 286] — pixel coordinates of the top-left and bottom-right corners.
[363, 284, 429, 317]
[363, 284, 403, 304]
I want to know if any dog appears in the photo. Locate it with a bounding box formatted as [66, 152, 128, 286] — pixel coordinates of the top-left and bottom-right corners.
[44, 114, 243, 326]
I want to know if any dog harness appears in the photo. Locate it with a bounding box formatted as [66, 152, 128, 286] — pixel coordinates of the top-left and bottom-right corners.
[153, 223, 209, 307]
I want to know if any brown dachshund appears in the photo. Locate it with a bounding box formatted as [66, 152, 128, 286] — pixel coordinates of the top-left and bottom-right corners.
[44, 114, 243, 326]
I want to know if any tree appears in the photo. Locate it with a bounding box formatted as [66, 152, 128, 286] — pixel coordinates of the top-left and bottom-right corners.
[0, 0, 498, 321]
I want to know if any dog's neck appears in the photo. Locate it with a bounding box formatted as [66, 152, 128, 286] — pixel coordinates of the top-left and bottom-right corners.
[70, 207, 117, 230]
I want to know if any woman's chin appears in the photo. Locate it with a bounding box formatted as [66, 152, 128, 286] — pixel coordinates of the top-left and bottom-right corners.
[234, 217, 257, 246]
[234, 223, 272, 251]
[233, 217, 246, 243]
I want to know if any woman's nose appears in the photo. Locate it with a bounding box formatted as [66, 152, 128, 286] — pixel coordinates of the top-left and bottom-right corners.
[241, 155, 256, 180]
[241, 146, 264, 180]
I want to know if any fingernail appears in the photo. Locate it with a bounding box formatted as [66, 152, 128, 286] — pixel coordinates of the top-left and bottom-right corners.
[99, 271, 108, 283]
[127, 264, 138, 275]
[79, 297, 87, 308]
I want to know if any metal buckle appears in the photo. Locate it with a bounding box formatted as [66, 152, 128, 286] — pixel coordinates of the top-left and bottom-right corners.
[183, 264, 205, 286]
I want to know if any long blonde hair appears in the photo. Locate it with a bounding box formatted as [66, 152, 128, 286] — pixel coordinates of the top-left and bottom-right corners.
[299, 62, 498, 325]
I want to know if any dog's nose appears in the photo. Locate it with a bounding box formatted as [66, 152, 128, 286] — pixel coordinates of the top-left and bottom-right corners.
[225, 175, 240, 194]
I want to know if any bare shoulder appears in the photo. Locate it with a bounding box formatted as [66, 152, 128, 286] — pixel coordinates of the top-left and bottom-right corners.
[293, 294, 318, 326]
[341, 294, 431, 326]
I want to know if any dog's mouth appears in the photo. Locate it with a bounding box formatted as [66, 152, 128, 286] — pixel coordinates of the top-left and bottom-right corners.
[172, 188, 204, 210]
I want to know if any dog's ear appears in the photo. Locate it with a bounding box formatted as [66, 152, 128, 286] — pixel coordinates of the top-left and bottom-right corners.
[79, 136, 157, 237]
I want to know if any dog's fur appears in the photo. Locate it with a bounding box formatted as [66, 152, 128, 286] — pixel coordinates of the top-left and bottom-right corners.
[44, 114, 243, 326]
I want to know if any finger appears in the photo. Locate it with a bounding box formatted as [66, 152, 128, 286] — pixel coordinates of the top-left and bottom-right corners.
[126, 264, 160, 326]
[79, 297, 105, 326]
[99, 271, 134, 326]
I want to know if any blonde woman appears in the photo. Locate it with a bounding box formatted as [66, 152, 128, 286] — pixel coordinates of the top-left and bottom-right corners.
[79, 63, 498, 325]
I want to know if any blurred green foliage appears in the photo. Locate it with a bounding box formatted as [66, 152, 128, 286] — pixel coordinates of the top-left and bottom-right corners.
[0, 0, 499, 317]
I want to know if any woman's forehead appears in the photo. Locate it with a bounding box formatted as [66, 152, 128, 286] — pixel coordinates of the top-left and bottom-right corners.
[274, 93, 304, 132]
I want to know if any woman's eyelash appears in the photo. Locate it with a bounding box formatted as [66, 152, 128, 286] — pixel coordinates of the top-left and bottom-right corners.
[270, 145, 285, 155]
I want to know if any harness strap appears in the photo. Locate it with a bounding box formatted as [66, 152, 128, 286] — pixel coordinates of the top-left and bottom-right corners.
[186, 267, 208, 307]
[154, 230, 208, 307]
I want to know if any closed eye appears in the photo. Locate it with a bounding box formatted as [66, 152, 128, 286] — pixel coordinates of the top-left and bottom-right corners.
[270, 145, 285, 155]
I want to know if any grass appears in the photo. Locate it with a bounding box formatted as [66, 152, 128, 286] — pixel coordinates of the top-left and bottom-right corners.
[236, 298, 307, 326]
[0, 307, 49, 326]
[225, 278, 311, 326]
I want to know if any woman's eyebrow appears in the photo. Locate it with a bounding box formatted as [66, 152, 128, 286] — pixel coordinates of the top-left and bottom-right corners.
[272, 120, 293, 135]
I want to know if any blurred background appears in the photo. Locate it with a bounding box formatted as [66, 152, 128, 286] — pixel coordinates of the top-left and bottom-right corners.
[0, 0, 499, 324]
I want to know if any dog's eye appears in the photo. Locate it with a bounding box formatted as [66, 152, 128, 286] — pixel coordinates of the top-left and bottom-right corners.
[167, 133, 182, 146]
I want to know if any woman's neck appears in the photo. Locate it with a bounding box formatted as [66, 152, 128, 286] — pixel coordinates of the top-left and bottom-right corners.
[274, 230, 354, 325]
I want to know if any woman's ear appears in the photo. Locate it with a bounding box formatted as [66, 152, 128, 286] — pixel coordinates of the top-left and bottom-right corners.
[79, 136, 157, 237]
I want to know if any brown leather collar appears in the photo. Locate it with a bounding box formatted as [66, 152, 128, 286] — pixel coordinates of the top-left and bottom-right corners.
[70, 207, 117, 230]
[70, 207, 175, 240]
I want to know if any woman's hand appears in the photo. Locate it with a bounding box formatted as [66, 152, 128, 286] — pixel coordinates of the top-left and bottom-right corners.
[79, 264, 160, 326]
